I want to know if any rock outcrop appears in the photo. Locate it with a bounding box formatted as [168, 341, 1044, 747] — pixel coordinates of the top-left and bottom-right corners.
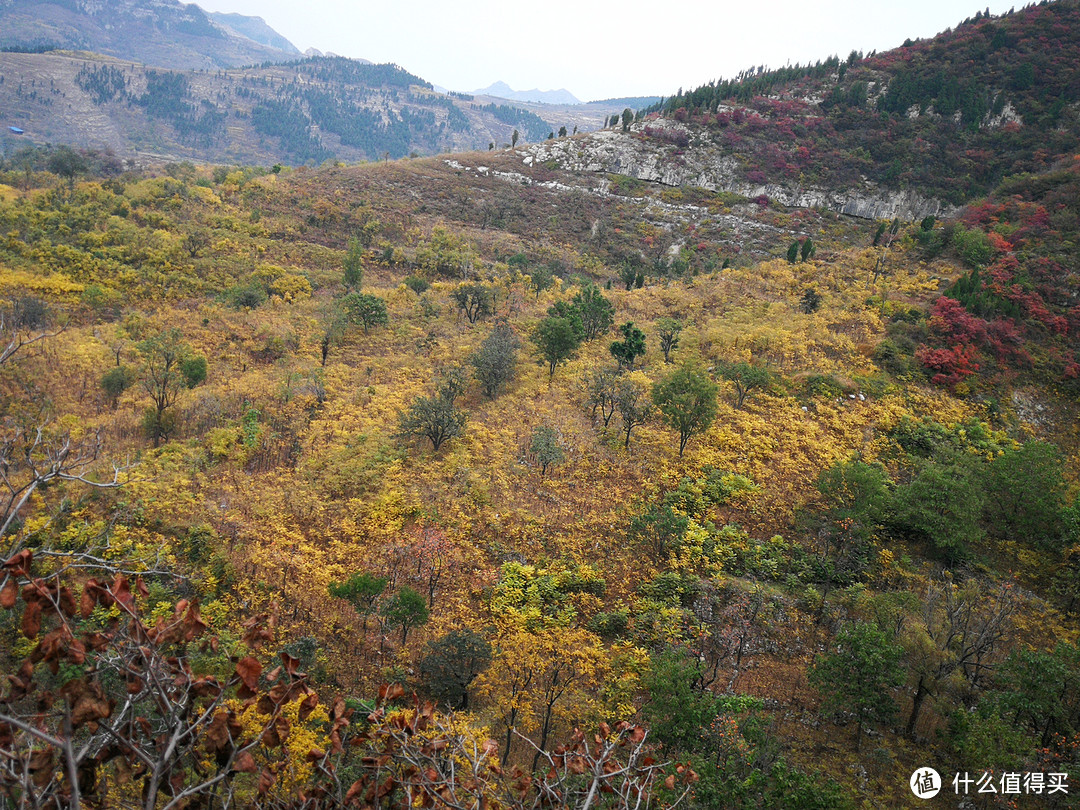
[521, 125, 956, 222]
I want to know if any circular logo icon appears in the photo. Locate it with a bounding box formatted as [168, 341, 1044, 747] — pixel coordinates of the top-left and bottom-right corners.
[910, 768, 942, 799]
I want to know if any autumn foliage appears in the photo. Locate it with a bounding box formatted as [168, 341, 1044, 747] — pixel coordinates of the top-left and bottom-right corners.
[2, 16, 1080, 804]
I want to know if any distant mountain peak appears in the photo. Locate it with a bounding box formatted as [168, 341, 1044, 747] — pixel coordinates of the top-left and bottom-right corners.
[205, 11, 300, 54]
[303, 47, 362, 62]
[470, 81, 580, 106]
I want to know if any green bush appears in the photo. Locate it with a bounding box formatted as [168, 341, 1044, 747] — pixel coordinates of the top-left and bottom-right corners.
[226, 283, 268, 309]
[873, 339, 916, 377]
[894, 456, 984, 561]
[952, 225, 994, 268]
[587, 610, 629, 640]
[802, 374, 846, 399]
[101, 365, 134, 404]
[982, 441, 1066, 547]
[404, 275, 429, 294]
[181, 355, 207, 387]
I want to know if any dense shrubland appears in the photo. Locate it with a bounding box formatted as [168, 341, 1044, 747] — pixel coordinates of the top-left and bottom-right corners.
[2, 18, 1080, 804]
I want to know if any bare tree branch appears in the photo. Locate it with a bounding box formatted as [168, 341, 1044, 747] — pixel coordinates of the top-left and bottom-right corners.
[0, 423, 130, 544]
[0, 311, 67, 368]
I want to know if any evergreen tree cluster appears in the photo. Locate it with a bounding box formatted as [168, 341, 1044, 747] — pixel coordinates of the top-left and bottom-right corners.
[134, 70, 225, 148]
[75, 64, 127, 104]
[251, 99, 331, 164]
[647, 57, 842, 115]
[475, 103, 551, 143]
[289, 57, 431, 90]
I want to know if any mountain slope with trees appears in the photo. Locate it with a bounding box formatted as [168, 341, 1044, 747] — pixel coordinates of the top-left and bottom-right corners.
[634, 0, 1080, 206]
[0, 0, 298, 69]
[0, 52, 579, 164]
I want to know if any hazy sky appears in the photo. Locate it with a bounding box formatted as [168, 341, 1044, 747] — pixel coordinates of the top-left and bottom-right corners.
[195, 0, 1020, 102]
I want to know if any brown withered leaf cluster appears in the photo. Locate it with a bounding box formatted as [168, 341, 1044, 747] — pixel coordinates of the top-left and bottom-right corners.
[0, 549, 344, 808]
[2, 547, 695, 809]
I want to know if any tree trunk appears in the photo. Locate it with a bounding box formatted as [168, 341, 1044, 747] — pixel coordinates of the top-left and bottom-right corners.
[533, 699, 556, 771]
[907, 676, 929, 736]
[503, 707, 518, 761]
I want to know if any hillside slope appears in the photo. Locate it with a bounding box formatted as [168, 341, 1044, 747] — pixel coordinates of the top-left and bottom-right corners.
[1, 143, 1078, 809]
[207, 11, 302, 54]
[0, 3, 1078, 809]
[0, 0, 297, 68]
[0, 53, 591, 163]
[526, 0, 1080, 221]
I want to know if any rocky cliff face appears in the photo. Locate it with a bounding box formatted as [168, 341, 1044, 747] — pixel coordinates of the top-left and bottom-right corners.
[521, 124, 956, 222]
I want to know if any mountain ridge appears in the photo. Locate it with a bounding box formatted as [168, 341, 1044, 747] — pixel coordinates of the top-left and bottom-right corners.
[470, 80, 581, 106]
[0, 0, 298, 69]
[633, 0, 1080, 206]
[205, 10, 301, 54]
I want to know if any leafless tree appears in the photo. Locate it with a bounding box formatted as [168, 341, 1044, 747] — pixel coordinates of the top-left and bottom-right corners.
[516, 724, 697, 810]
[0, 423, 125, 542]
[904, 576, 1016, 735]
[0, 306, 127, 547]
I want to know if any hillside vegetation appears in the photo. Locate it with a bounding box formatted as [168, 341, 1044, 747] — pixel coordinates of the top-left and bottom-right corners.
[1, 3, 1079, 809]
[0, 0, 296, 68]
[645, 0, 1080, 204]
[0, 53, 577, 165]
